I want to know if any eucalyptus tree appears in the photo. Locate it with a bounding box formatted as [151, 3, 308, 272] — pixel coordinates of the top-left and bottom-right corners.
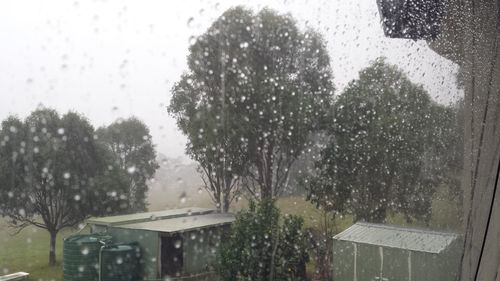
[96, 117, 159, 212]
[307, 58, 454, 223]
[169, 7, 334, 205]
[0, 108, 128, 265]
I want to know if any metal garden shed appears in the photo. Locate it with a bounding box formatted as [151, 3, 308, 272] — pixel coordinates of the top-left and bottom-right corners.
[332, 222, 461, 281]
[87, 207, 235, 281]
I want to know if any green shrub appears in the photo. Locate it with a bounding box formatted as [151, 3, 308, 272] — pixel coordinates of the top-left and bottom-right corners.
[219, 200, 309, 281]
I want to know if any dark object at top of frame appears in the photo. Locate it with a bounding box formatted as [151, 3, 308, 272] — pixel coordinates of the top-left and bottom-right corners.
[377, 0, 445, 40]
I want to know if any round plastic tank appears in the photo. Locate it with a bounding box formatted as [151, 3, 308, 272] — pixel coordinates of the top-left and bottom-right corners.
[63, 234, 111, 281]
[100, 243, 141, 281]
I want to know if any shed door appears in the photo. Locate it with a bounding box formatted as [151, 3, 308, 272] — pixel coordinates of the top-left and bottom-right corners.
[161, 234, 183, 277]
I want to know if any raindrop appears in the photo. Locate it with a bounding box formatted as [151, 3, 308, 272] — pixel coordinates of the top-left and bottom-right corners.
[187, 17, 194, 27]
[174, 240, 182, 248]
[81, 247, 89, 255]
[189, 36, 197, 46]
[63, 172, 71, 179]
[127, 166, 136, 174]
[58, 128, 65, 135]
[74, 194, 81, 201]
[179, 192, 187, 204]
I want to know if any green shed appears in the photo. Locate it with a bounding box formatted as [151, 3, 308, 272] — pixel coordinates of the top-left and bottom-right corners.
[332, 222, 461, 281]
[87, 207, 235, 281]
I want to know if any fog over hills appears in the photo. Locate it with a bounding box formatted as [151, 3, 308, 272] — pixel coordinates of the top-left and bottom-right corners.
[146, 154, 214, 211]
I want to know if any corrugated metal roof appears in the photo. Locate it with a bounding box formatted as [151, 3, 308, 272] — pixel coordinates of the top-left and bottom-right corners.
[333, 222, 459, 254]
[87, 207, 214, 226]
[115, 213, 235, 233]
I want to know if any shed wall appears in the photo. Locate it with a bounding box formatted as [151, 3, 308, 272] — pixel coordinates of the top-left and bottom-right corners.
[333, 240, 457, 281]
[91, 223, 231, 280]
[181, 226, 226, 274]
[332, 240, 354, 281]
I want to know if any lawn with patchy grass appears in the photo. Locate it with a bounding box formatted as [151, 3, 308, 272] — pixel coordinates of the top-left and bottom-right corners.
[0, 190, 461, 281]
[0, 219, 81, 280]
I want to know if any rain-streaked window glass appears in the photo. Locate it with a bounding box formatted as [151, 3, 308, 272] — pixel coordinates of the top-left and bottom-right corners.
[1, 0, 497, 280]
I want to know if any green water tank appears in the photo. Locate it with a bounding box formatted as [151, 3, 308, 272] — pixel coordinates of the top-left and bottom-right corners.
[100, 243, 141, 281]
[63, 234, 112, 281]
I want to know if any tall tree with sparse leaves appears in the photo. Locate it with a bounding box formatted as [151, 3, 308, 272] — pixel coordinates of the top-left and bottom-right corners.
[96, 117, 159, 212]
[0, 108, 129, 265]
[169, 7, 334, 206]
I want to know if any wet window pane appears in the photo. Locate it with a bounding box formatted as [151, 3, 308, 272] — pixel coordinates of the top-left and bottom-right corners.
[2, 0, 495, 280]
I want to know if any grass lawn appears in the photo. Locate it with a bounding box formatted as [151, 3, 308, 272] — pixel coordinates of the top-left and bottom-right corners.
[0, 219, 81, 281]
[0, 191, 461, 281]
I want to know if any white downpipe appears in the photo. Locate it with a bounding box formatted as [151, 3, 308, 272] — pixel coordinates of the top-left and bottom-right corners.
[379, 247, 383, 280]
[353, 243, 357, 281]
[408, 251, 412, 281]
[98, 241, 107, 281]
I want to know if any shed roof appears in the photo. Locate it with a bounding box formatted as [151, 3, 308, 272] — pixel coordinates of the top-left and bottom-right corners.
[115, 213, 235, 233]
[333, 222, 459, 254]
[87, 208, 235, 233]
[87, 207, 214, 226]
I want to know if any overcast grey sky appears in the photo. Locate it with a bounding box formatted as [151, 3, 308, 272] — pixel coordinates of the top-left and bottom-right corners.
[0, 0, 461, 160]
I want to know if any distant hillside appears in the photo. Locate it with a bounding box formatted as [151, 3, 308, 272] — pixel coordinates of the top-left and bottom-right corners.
[147, 154, 213, 211]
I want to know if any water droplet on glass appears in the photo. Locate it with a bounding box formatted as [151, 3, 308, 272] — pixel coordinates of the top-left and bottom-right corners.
[127, 166, 136, 174]
[187, 17, 194, 27]
[179, 192, 187, 204]
[174, 240, 182, 248]
[82, 247, 89, 255]
[187, 39, 197, 49]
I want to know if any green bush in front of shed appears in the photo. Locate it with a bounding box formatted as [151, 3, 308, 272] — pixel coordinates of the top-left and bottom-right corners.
[218, 200, 309, 281]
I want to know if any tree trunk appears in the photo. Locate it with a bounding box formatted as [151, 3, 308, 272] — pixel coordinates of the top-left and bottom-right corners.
[261, 184, 273, 200]
[49, 230, 57, 266]
[222, 195, 230, 213]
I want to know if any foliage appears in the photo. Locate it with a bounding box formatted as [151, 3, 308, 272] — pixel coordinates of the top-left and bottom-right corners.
[219, 200, 309, 281]
[0, 108, 130, 265]
[439, 99, 464, 209]
[307, 58, 459, 223]
[96, 117, 159, 212]
[168, 6, 335, 206]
